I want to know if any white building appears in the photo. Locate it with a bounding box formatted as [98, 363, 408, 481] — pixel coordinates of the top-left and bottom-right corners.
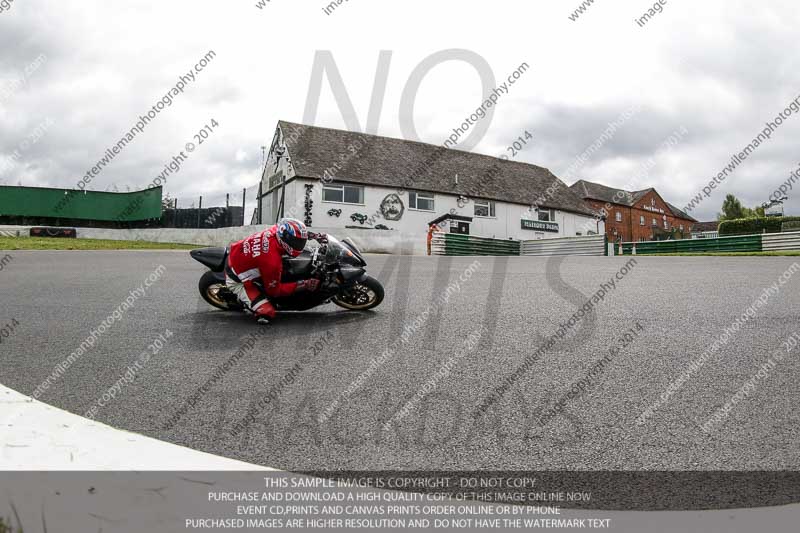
[255, 121, 603, 242]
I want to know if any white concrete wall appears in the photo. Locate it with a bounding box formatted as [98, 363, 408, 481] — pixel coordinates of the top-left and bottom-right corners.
[292, 179, 601, 241]
[0, 224, 426, 255]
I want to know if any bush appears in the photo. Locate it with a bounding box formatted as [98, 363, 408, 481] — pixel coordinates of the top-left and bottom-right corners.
[0, 517, 21, 533]
[718, 216, 800, 236]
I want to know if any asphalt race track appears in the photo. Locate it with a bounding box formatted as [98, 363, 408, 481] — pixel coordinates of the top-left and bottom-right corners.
[2, 251, 799, 472]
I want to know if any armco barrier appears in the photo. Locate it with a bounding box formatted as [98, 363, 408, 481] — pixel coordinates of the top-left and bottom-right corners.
[431, 233, 520, 256]
[521, 234, 606, 256]
[431, 233, 606, 256]
[763, 231, 800, 251]
[621, 234, 763, 255]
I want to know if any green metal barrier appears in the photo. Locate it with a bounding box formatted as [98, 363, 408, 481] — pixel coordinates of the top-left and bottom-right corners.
[620, 234, 762, 255]
[0, 185, 162, 222]
[436, 233, 521, 256]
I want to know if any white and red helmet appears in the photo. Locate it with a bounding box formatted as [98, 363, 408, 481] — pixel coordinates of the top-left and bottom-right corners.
[275, 218, 308, 257]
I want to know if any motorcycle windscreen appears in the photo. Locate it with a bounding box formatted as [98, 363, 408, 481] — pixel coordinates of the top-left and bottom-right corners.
[341, 238, 367, 266]
[324, 236, 366, 267]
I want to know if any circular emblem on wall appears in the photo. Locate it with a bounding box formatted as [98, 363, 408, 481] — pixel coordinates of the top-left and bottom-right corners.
[380, 193, 405, 221]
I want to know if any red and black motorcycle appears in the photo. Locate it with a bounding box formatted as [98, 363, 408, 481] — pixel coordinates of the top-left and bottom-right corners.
[191, 235, 384, 313]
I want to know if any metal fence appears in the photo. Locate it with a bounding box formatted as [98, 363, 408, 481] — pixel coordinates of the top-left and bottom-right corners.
[763, 231, 800, 251]
[431, 233, 520, 256]
[431, 233, 607, 256]
[620, 231, 800, 254]
[521, 234, 606, 256]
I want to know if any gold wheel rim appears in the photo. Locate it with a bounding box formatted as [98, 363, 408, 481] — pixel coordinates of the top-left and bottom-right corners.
[207, 284, 228, 307]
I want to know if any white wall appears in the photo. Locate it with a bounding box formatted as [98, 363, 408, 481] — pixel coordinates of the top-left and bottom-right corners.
[257, 125, 602, 241]
[0, 224, 427, 255]
[289, 179, 602, 241]
[258, 126, 298, 224]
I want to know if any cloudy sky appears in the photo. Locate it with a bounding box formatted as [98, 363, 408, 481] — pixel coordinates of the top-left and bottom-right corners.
[1, 0, 798, 222]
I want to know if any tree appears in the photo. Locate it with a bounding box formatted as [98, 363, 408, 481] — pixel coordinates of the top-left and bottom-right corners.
[718, 194, 745, 221]
[717, 194, 765, 221]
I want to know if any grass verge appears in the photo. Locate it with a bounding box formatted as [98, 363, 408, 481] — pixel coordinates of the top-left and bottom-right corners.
[0, 236, 198, 250]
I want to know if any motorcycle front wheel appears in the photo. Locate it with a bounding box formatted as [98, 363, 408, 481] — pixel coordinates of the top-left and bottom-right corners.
[332, 275, 384, 311]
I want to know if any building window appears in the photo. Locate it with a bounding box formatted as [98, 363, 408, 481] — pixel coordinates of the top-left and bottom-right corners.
[640, 215, 645, 226]
[538, 208, 555, 222]
[322, 183, 364, 204]
[615, 211, 622, 222]
[474, 200, 496, 218]
[652, 218, 657, 226]
[664, 219, 669, 230]
[409, 191, 435, 211]
[679, 224, 684, 232]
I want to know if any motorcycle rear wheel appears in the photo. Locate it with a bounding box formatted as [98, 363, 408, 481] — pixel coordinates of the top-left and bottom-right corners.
[332, 275, 384, 311]
[199, 271, 242, 311]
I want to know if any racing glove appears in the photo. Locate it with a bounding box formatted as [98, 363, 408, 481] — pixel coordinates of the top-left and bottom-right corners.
[296, 278, 320, 292]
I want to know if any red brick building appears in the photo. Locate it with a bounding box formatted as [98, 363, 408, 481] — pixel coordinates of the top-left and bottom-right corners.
[570, 180, 697, 243]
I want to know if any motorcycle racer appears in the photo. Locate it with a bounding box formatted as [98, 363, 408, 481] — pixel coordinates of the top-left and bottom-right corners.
[225, 218, 323, 320]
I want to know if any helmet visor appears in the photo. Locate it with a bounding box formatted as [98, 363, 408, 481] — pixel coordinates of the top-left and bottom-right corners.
[284, 234, 307, 253]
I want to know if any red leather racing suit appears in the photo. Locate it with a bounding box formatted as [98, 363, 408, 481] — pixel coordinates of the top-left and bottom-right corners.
[225, 226, 298, 315]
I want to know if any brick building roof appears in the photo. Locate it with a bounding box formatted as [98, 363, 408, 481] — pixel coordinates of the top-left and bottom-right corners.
[570, 179, 697, 222]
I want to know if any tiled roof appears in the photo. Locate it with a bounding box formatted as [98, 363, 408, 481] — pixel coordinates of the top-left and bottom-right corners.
[278, 121, 597, 217]
[570, 180, 696, 221]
